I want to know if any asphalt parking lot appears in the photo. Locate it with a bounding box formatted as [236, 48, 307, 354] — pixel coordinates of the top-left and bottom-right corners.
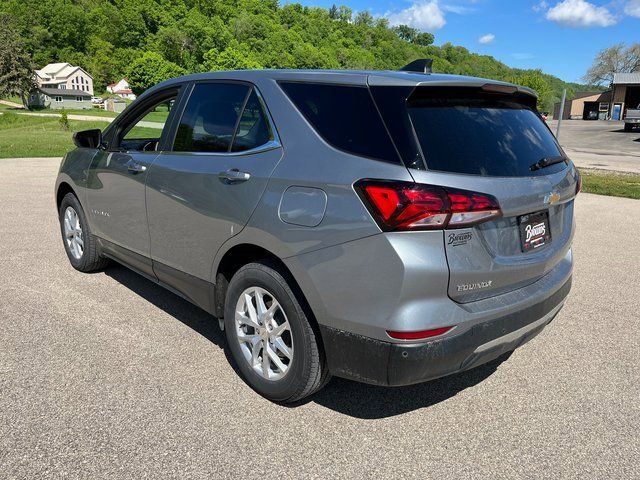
[1, 157, 639, 479]
[548, 120, 640, 173]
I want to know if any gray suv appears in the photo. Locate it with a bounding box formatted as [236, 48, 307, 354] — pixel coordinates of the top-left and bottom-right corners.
[56, 66, 578, 402]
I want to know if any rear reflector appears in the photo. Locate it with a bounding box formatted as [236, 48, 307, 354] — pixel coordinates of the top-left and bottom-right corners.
[386, 326, 453, 340]
[355, 180, 500, 231]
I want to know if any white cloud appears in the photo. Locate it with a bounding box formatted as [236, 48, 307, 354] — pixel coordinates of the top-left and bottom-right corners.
[478, 33, 495, 44]
[532, 1, 548, 12]
[386, 1, 447, 30]
[441, 4, 474, 14]
[625, 0, 640, 17]
[545, 0, 617, 27]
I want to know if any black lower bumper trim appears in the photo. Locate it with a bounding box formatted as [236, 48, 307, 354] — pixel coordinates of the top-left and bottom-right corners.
[320, 276, 571, 387]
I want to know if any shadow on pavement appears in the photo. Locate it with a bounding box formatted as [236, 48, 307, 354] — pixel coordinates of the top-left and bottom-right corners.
[105, 263, 508, 418]
[104, 264, 224, 349]
[301, 354, 510, 419]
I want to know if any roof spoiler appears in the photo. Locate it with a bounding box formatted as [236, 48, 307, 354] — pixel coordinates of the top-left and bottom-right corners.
[400, 59, 433, 74]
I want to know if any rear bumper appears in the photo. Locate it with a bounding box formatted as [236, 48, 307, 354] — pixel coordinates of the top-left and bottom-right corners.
[320, 276, 571, 386]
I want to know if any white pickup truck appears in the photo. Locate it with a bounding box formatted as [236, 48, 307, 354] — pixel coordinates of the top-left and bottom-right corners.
[624, 104, 640, 132]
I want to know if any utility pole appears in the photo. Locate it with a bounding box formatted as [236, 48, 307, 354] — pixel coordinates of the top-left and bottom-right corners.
[556, 89, 566, 140]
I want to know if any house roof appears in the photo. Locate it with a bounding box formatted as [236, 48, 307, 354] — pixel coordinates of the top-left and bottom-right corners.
[572, 91, 603, 100]
[613, 72, 640, 84]
[115, 89, 133, 94]
[40, 62, 71, 76]
[40, 87, 92, 97]
[36, 63, 93, 81]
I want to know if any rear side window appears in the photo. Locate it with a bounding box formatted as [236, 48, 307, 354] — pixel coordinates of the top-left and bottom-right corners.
[173, 83, 249, 153]
[231, 90, 274, 152]
[407, 88, 565, 176]
[279, 82, 400, 164]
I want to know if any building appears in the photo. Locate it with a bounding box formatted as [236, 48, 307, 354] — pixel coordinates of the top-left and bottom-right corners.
[610, 72, 640, 121]
[106, 78, 136, 100]
[553, 91, 612, 120]
[35, 63, 94, 96]
[28, 88, 92, 110]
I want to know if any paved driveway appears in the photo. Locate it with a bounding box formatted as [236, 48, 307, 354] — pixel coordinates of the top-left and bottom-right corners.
[1, 158, 638, 479]
[548, 120, 640, 174]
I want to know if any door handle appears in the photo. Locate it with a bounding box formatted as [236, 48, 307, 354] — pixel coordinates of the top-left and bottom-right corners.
[218, 168, 251, 183]
[126, 159, 147, 173]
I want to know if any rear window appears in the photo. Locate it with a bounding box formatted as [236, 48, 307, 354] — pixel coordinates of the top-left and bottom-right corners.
[407, 89, 566, 176]
[279, 82, 400, 164]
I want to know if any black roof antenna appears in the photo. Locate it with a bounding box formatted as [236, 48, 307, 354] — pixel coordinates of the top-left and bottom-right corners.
[400, 59, 433, 74]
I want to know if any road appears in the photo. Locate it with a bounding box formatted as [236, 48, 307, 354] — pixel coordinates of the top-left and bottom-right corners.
[548, 120, 640, 174]
[1, 157, 638, 479]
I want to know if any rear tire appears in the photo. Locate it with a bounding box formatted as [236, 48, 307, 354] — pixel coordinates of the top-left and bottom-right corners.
[58, 192, 109, 272]
[224, 261, 329, 403]
[624, 123, 633, 132]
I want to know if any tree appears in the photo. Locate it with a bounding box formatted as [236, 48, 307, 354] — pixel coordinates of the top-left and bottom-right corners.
[202, 43, 263, 71]
[414, 32, 434, 46]
[584, 43, 640, 86]
[392, 25, 434, 46]
[126, 52, 186, 95]
[0, 14, 36, 107]
[393, 25, 418, 43]
[507, 71, 552, 111]
[354, 11, 374, 27]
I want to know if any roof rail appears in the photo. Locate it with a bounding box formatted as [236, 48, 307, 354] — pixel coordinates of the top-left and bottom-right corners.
[400, 59, 433, 74]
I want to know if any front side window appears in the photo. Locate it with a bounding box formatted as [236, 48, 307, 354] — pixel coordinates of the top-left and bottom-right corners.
[173, 83, 250, 153]
[118, 94, 177, 152]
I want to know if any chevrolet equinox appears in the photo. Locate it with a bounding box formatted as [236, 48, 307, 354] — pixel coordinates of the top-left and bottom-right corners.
[56, 63, 578, 402]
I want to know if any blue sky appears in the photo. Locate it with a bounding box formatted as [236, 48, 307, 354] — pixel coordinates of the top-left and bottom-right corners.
[296, 0, 640, 83]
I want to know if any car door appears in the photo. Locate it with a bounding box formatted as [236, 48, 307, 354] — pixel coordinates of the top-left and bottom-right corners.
[145, 81, 282, 299]
[87, 87, 182, 273]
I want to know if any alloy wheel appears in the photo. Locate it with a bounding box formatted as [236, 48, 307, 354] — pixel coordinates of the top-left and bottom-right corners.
[234, 287, 293, 381]
[63, 206, 84, 260]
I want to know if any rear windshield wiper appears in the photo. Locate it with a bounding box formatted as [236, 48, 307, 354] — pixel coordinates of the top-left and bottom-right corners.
[529, 156, 566, 171]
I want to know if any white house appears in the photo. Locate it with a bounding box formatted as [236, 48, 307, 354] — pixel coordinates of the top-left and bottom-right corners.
[35, 63, 94, 96]
[107, 78, 136, 100]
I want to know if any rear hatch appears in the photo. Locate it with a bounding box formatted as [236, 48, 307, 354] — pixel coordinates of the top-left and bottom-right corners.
[372, 84, 578, 303]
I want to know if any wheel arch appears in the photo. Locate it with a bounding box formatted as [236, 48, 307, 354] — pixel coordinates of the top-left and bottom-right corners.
[56, 181, 77, 210]
[213, 243, 326, 358]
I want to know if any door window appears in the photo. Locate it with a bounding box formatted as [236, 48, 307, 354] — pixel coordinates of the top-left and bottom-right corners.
[231, 90, 274, 152]
[172, 83, 250, 153]
[118, 95, 177, 152]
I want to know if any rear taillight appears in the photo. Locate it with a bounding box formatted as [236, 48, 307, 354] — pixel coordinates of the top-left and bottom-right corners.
[355, 180, 500, 231]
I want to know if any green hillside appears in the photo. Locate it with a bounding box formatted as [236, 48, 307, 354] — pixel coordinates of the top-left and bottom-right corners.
[1, 0, 590, 111]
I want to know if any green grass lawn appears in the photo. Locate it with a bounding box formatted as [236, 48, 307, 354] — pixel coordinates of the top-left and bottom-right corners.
[579, 169, 640, 200]
[0, 112, 110, 158]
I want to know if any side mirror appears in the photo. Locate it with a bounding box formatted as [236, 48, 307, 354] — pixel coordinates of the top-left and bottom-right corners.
[73, 129, 102, 149]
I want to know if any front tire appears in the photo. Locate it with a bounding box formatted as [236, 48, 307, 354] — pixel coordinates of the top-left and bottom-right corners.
[58, 192, 109, 272]
[224, 262, 329, 402]
[624, 123, 633, 132]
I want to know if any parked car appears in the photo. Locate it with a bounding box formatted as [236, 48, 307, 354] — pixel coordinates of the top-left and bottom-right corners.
[624, 104, 640, 131]
[91, 96, 103, 105]
[56, 66, 579, 402]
